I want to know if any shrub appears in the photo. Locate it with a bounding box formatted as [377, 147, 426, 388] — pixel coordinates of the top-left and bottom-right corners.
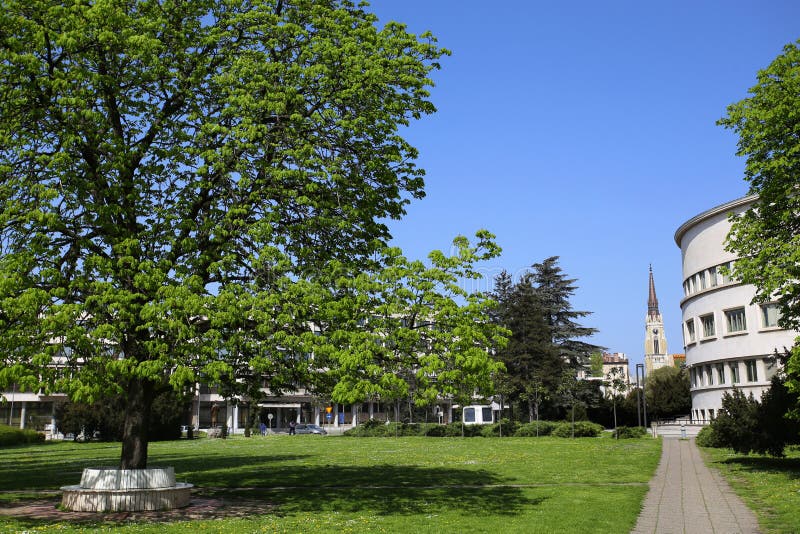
[515, 421, 558, 437]
[459, 423, 485, 437]
[552, 421, 603, 438]
[423, 424, 448, 437]
[479, 419, 519, 437]
[612, 426, 647, 439]
[425, 422, 483, 437]
[710, 388, 761, 455]
[344, 419, 389, 437]
[695, 426, 724, 448]
[0, 424, 44, 447]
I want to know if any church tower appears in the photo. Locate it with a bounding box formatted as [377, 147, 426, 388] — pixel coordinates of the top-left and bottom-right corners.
[644, 266, 671, 374]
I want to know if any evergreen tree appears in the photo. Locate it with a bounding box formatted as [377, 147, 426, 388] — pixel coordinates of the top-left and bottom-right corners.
[492, 271, 562, 422]
[530, 257, 601, 372]
[491, 258, 601, 422]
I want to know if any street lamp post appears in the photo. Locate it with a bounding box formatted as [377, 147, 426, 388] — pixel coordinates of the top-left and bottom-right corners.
[636, 363, 648, 430]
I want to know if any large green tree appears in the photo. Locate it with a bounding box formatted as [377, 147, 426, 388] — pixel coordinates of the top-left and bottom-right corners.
[720, 40, 800, 411]
[491, 270, 561, 422]
[0, 0, 447, 468]
[323, 231, 507, 416]
[491, 258, 601, 422]
[644, 366, 690, 420]
[530, 257, 601, 372]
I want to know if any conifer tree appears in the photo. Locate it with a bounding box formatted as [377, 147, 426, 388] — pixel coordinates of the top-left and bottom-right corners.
[491, 258, 601, 421]
[530, 257, 601, 372]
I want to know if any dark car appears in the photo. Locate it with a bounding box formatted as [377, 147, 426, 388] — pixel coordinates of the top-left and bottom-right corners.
[294, 423, 327, 435]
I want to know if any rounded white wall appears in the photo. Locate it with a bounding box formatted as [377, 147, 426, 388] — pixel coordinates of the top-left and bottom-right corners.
[675, 196, 797, 421]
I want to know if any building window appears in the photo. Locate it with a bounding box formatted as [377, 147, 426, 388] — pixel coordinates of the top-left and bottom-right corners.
[725, 308, 747, 333]
[706, 365, 713, 385]
[745, 360, 758, 382]
[716, 363, 725, 384]
[761, 303, 781, 328]
[730, 362, 740, 384]
[698, 271, 707, 290]
[721, 262, 734, 284]
[463, 407, 476, 423]
[708, 266, 718, 287]
[685, 319, 696, 343]
[701, 314, 715, 338]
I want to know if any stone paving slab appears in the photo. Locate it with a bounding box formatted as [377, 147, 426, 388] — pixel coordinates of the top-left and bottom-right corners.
[631, 437, 761, 534]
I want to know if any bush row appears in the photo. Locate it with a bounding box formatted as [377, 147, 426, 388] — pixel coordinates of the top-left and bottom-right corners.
[344, 419, 611, 438]
[0, 424, 45, 447]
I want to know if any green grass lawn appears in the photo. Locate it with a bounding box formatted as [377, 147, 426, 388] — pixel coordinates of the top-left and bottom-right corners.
[701, 446, 800, 534]
[0, 435, 661, 533]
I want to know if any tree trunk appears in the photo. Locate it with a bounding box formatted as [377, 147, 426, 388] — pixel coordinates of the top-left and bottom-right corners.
[528, 399, 534, 423]
[120, 377, 154, 469]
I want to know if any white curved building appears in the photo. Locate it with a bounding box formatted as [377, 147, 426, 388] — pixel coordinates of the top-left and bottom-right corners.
[674, 196, 797, 422]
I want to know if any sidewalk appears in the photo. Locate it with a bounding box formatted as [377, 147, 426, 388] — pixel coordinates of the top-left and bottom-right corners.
[631, 437, 760, 534]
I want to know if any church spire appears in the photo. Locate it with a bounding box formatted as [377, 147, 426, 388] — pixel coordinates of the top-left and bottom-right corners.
[648, 265, 660, 317]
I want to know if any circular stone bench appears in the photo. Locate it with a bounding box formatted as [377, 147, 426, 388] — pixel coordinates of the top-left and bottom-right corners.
[61, 467, 193, 512]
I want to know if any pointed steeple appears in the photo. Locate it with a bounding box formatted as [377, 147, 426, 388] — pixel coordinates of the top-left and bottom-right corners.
[648, 265, 660, 317]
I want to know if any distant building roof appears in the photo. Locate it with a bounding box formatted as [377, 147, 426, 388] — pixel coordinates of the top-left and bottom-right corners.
[603, 352, 628, 364]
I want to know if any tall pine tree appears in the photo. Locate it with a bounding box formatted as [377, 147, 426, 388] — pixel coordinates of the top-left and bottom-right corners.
[492, 258, 602, 421]
[531, 257, 601, 372]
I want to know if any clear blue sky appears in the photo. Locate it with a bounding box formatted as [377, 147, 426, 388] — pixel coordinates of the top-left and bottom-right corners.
[368, 0, 800, 368]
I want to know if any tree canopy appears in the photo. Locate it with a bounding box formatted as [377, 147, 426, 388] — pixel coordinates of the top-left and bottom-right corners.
[0, 0, 462, 468]
[644, 366, 690, 420]
[720, 39, 800, 410]
[491, 257, 602, 421]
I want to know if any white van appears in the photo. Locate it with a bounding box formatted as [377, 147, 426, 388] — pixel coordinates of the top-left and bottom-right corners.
[462, 405, 495, 425]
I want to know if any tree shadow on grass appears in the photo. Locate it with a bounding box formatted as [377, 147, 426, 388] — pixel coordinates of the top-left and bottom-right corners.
[1, 463, 545, 529]
[716, 455, 800, 479]
[2, 444, 547, 528]
[173, 458, 543, 516]
[0, 446, 122, 490]
[238, 482, 547, 517]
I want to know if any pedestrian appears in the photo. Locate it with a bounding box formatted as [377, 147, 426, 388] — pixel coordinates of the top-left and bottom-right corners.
[289, 420, 296, 435]
[260, 422, 266, 436]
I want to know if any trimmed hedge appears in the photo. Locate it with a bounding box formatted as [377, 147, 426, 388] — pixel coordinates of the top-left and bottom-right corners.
[514, 421, 558, 437]
[479, 419, 519, 437]
[344, 421, 444, 437]
[612, 426, 647, 439]
[551, 421, 603, 438]
[343, 419, 607, 438]
[0, 424, 45, 447]
[695, 425, 724, 448]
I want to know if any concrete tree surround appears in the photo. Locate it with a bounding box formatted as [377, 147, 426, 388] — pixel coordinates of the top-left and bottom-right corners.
[61, 467, 193, 512]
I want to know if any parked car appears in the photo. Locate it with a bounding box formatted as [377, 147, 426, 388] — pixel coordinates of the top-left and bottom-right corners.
[294, 423, 327, 435]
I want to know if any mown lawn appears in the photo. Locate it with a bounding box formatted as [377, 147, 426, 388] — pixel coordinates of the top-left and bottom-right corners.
[0, 434, 661, 533]
[701, 446, 800, 534]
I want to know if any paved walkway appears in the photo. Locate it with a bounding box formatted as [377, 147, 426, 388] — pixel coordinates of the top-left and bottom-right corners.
[631, 437, 760, 534]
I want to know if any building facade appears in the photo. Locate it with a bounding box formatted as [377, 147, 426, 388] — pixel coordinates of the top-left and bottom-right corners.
[602, 352, 630, 383]
[674, 195, 797, 422]
[644, 267, 673, 374]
